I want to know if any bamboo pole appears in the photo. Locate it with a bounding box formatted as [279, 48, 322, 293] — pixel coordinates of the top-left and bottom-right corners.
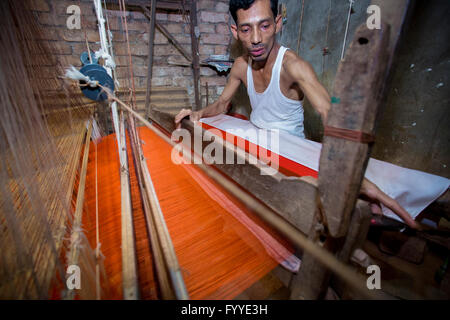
[127, 125, 176, 299]
[139, 154, 189, 299]
[119, 112, 139, 300]
[66, 121, 92, 300]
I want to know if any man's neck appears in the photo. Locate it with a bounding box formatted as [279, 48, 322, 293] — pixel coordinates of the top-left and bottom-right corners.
[251, 42, 281, 71]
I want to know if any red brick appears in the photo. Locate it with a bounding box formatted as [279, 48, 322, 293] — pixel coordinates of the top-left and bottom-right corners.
[199, 24, 216, 34]
[151, 77, 173, 86]
[115, 43, 148, 56]
[201, 33, 230, 45]
[214, 45, 229, 55]
[58, 55, 83, 67]
[197, 0, 215, 10]
[54, 42, 73, 55]
[200, 11, 228, 24]
[104, 9, 130, 18]
[154, 45, 180, 56]
[37, 12, 65, 26]
[60, 29, 99, 42]
[200, 67, 217, 76]
[132, 65, 148, 77]
[115, 56, 147, 67]
[156, 13, 168, 21]
[173, 34, 191, 45]
[216, 2, 229, 13]
[199, 45, 215, 55]
[124, 20, 148, 32]
[107, 17, 122, 31]
[183, 68, 194, 76]
[72, 43, 91, 55]
[173, 77, 192, 88]
[28, 0, 50, 12]
[35, 28, 60, 41]
[216, 23, 230, 35]
[165, 23, 183, 34]
[168, 14, 185, 23]
[201, 76, 227, 86]
[111, 32, 126, 42]
[130, 11, 146, 20]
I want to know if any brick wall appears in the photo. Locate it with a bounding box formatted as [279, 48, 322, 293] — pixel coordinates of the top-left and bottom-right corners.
[30, 0, 232, 108]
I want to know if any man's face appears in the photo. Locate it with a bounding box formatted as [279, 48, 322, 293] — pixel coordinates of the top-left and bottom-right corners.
[231, 0, 282, 62]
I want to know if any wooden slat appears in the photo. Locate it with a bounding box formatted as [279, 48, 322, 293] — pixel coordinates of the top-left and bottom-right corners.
[66, 122, 92, 300]
[318, 23, 391, 238]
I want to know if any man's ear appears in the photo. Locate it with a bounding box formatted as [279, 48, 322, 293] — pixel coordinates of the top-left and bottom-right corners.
[230, 23, 239, 41]
[275, 14, 282, 34]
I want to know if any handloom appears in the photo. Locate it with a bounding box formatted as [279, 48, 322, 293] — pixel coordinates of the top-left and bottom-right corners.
[2, 0, 448, 301]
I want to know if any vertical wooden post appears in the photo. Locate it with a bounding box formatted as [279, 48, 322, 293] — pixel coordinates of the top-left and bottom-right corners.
[190, 0, 201, 110]
[144, 0, 157, 119]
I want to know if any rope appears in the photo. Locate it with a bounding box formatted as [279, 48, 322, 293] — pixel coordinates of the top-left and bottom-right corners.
[324, 125, 375, 144]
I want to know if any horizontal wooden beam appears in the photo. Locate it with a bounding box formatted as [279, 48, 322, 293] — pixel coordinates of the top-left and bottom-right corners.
[104, 0, 191, 11]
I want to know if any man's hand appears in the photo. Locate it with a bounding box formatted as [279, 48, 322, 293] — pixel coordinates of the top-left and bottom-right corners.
[360, 179, 422, 230]
[174, 108, 201, 129]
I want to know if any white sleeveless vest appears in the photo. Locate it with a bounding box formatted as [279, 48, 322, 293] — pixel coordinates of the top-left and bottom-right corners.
[247, 46, 305, 138]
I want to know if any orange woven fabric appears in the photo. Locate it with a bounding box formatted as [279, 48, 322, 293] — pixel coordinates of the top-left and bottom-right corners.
[83, 127, 292, 299]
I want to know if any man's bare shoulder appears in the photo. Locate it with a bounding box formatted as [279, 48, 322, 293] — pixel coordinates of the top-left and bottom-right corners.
[230, 56, 249, 78]
[283, 50, 315, 81]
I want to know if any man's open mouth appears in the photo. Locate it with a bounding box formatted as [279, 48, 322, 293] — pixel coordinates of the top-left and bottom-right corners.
[250, 48, 265, 56]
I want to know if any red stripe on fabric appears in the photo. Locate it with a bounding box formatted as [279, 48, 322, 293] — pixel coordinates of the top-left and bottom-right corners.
[200, 122, 318, 178]
[227, 112, 249, 121]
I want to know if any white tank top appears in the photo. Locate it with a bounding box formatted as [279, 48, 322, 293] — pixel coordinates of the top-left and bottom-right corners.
[247, 46, 305, 138]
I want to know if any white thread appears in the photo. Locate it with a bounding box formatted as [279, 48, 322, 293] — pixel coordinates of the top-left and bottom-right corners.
[341, 0, 355, 60]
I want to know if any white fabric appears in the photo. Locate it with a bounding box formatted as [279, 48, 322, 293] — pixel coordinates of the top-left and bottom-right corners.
[247, 46, 306, 138]
[200, 114, 450, 223]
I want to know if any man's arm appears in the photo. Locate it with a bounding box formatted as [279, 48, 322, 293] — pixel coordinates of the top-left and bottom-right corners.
[284, 52, 421, 229]
[174, 58, 245, 129]
[284, 52, 331, 123]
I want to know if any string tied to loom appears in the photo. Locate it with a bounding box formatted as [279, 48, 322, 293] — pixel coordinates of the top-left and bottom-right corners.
[94, 49, 116, 70]
[324, 125, 375, 144]
[65, 65, 99, 88]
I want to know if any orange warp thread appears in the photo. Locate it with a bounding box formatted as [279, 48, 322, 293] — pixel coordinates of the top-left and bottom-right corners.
[83, 127, 293, 299]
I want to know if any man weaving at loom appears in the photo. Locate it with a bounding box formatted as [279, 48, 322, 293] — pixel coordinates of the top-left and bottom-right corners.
[175, 0, 449, 230]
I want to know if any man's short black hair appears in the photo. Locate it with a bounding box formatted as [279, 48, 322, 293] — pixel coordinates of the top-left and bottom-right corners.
[229, 0, 278, 24]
